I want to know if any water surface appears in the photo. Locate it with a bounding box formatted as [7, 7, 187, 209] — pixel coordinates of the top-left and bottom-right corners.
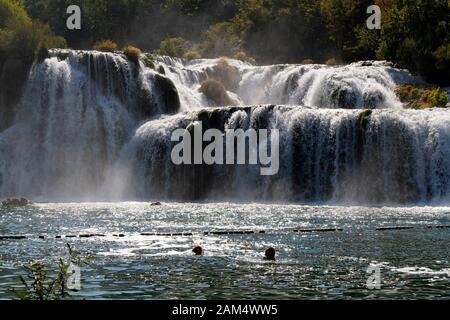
[0, 202, 449, 299]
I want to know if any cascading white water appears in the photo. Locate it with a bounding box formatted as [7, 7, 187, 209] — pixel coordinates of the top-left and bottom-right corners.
[156, 57, 419, 109]
[124, 106, 450, 204]
[0, 50, 180, 200]
[0, 49, 446, 203]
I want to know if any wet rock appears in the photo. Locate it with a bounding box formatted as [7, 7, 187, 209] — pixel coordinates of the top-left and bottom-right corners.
[150, 201, 162, 206]
[157, 65, 166, 75]
[154, 74, 181, 114]
[1, 197, 32, 207]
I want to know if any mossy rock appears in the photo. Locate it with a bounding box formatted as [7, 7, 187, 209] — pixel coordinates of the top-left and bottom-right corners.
[142, 54, 155, 69]
[359, 109, 372, 130]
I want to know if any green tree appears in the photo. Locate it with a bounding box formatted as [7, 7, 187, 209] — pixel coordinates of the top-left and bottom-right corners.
[377, 0, 449, 84]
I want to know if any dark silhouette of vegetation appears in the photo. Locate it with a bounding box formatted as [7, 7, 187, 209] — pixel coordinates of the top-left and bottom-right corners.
[11, 243, 91, 300]
[0, 0, 447, 86]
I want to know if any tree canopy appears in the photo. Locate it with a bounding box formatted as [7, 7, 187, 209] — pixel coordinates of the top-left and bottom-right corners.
[3, 0, 448, 85]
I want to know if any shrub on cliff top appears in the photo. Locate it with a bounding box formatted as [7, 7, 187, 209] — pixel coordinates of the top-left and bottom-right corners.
[325, 58, 337, 65]
[199, 79, 234, 107]
[206, 57, 241, 92]
[94, 40, 118, 52]
[123, 46, 142, 64]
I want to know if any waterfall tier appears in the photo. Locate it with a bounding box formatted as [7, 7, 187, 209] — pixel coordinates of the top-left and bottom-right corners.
[121, 106, 450, 204]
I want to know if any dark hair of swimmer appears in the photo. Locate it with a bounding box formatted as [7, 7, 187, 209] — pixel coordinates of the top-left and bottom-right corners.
[264, 247, 276, 261]
[192, 246, 203, 256]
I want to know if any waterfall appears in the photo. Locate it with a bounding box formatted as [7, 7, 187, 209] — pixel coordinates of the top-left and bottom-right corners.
[0, 50, 180, 200]
[0, 49, 446, 204]
[122, 106, 450, 204]
[155, 57, 419, 109]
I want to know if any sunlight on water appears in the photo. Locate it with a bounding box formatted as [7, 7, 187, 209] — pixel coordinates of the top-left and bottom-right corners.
[0, 202, 448, 299]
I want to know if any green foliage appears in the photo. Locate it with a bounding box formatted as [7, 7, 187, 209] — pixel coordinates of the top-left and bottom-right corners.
[199, 78, 234, 106]
[11, 0, 450, 85]
[377, 0, 449, 84]
[428, 87, 448, 108]
[0, 0, 31, 28]
[123, 46, 142, 64]
[320, 0, 375, 60]
[154, 37, 188, 58]
[94, 39, 118, 52]
[396, 85, 448, 109]
[11, 243, 91, 300]
[0, 0, 66, 62]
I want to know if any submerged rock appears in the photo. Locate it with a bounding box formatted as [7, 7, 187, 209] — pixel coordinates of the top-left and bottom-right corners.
[1, 198, 32, 207]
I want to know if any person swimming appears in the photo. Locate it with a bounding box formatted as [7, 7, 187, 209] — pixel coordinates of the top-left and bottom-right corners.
[192, 246, 203, 256]
[264, 247, 276, 261]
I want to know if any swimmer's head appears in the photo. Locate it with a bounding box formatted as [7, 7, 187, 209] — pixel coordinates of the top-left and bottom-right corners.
[264, 247, 276, 261]
[192, 246, 203, 256]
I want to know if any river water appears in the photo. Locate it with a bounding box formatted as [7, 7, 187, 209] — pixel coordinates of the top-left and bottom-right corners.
[0, 202, 448, 299]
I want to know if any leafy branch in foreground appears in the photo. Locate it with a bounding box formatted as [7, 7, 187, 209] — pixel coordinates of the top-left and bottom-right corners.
[11, 243, 92, 300]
